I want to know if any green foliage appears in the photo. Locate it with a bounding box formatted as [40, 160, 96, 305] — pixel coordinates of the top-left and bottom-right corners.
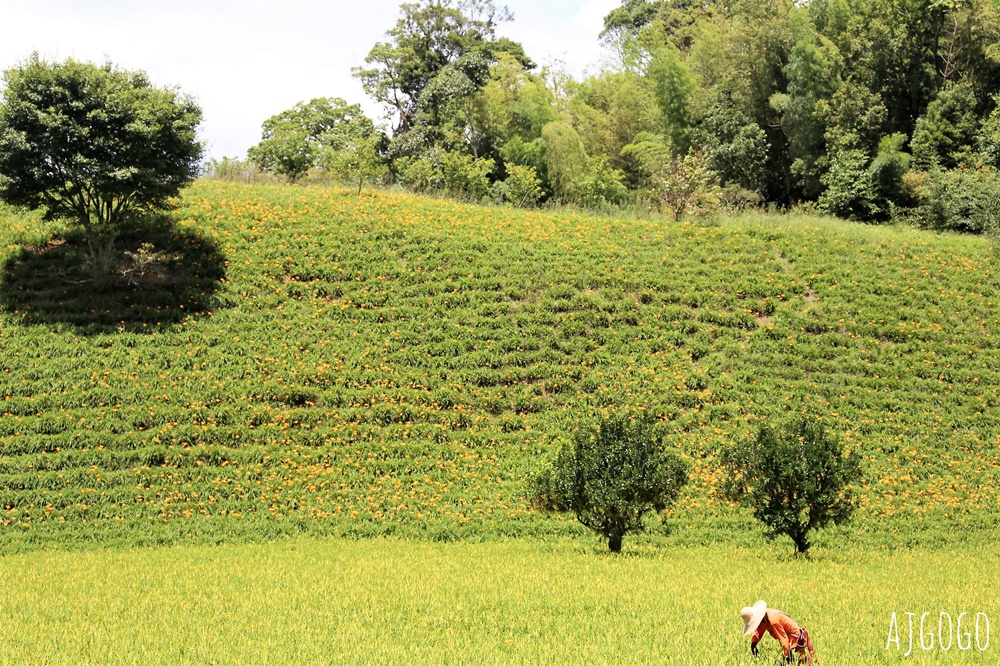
[568, 157, 630, 208]
[721, 416, 863, 554]
[247, 98, 377, 183]
[868, 133, 912, 210]
[495, 162, 543, 207]
[397, 148, 494, 199]
[353, 0, 528, 150]
[978, 101, 1000, 168]
[0, 55, 203, 271]
[474, 54, 556, 149]
[619, 132, 673, 190]
[816, 80, 887, 156]
[568, 70, 663, 175]
[910, 83, 981, 170]
[442, 150, 495, 199]
[535, 415, 687, 552]
[541, 121, 588, 200]
[322, 134, 388, 194]
[202, 157, 278, 185]
[818, 149, 879, 220]
[909, 166, 1000, 234]
[499, 136, 549, 190]
[654, 150, 719, 220]
[648, 46, 696, 154]
[691, 100, 769, 195]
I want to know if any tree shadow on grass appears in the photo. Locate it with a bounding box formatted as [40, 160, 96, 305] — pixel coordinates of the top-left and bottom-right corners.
[1, 215, 227, 334]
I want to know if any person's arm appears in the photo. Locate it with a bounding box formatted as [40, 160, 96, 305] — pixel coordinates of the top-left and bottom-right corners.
[750, 625, 763, 657]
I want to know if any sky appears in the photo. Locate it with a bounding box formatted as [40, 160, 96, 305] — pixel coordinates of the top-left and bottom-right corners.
[1, 0, 620, 161]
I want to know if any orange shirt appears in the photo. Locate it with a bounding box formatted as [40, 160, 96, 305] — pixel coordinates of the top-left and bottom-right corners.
[750, 609, 808, 657]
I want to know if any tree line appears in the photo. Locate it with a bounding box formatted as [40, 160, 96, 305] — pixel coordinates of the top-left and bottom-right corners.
[241, 0, 1000, 232]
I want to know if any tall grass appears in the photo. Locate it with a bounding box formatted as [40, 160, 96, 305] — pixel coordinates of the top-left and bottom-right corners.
[0, 538, 995, 664]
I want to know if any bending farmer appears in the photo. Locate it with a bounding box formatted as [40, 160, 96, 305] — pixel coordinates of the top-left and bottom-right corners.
[740, 600, 816, 664]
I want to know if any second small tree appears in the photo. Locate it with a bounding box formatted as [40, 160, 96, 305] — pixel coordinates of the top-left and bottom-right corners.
[721, 416, 863, 555]
[535, 414, 688, 553]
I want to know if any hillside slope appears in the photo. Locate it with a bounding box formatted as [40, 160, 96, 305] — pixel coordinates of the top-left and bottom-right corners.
[1, 181, 998, 551]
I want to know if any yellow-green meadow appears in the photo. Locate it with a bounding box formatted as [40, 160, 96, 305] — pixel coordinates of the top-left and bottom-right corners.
[0, 538, 996, 664]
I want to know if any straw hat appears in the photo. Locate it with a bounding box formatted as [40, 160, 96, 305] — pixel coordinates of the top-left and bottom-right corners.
[740, 600, 768, 636]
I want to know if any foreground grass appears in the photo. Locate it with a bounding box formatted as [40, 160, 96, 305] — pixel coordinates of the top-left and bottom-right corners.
[2, 181, 1000, 551]
[0, 537, 996, 664]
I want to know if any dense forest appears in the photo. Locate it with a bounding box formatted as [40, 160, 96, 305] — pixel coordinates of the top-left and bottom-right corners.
[236, 0, 1000, 233]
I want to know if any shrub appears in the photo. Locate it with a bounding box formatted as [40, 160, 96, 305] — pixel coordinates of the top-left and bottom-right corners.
[441, 151, 494, 199]
[396, 152, 445, 192]
[721, 416, 863, 555]
[323, 134, 388, 194]
[202, 157, 277, 184]
[869, 133, 912, 212]
[534, 415, 688, 552]
[397, 149, 494, 199]
[496, 162, 543, 207]
[818, 149, 880, 220]
[908, 166, 1000, 234]
[655, 151, 719, 221]
[569, 157, 630, 209]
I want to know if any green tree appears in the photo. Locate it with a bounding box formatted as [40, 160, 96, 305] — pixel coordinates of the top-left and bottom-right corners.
[354, 0, 530, 138]
[322, 134, 388, 194]
[535, 415, 688, 553]
[910, 83, 980, 170]
[0, 55, 203, 274]
[649, 46, 697, 154]
[494, 161, 542, 207]
[541, 120, 588, 200]
[568, 69, 662, 173]
[569, 156, 631, 208]
[655, 150, 719, 219]
[248, 97, 377, 183]
[818, 148, 879, 219]
[721, 416, 862, 554]
[691, 96, 769, 195]
[689, 0, 797, 203]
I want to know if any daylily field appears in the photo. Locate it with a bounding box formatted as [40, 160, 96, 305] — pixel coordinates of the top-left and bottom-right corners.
[2, 181, 1000, 550]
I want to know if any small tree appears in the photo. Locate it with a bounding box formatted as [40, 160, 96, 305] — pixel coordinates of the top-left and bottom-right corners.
[498, 162, 543, 208]
[721, 416, 863, 555]
[324, 134, 388, 194]
[535, 415, 688, 553]
[655, 150, 719, 220]
[0, 55, 203, 274]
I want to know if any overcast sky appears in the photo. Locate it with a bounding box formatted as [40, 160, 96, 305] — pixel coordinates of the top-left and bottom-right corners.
[1, 0, 619, 160]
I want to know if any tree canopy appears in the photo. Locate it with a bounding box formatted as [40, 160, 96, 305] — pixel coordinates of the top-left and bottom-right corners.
[247, 97, 379, 183]
[0, 55, 204, 281]
[0, 55, 203, 242]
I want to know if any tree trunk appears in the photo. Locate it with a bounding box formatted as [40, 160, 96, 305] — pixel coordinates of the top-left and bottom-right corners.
[608, 530, 623, 553]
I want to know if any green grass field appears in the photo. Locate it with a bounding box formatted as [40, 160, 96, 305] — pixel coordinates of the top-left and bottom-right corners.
[2, 182, 1000, 663]
[0, 537, 996, 664]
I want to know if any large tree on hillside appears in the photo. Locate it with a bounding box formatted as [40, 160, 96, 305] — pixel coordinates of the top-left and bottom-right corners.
[0, 55, 203, 274]
[353, 0, 533, 145]
[248, 97, 381, 183]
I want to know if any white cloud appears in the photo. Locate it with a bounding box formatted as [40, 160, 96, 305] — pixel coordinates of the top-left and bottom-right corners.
[0, 0, 616, 160]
